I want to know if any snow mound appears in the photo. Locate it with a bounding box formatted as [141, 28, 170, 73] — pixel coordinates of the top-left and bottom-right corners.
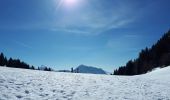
[0, 66, 170, 100]
[147, 66, 170, 75]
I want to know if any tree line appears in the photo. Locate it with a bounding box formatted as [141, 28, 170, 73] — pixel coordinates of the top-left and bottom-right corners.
[0, 53, 52, 71]
[114, 30, 170, 75]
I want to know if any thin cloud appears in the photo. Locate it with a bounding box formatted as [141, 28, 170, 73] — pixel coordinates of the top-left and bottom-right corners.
[123, 34, 140, 38]
[54, 0, 65, 11]
[106, 34, 142, 52]
[51, 28, 91, 35]
[51, 0, 138, 35]
[106, 40, 140, 52]
[14, 40, 33, 49]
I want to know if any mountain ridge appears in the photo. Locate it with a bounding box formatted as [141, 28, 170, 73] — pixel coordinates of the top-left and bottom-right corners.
[74, 64, 107, 74]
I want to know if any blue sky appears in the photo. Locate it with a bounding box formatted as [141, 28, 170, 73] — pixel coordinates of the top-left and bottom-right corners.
[0, 0, 170, 71]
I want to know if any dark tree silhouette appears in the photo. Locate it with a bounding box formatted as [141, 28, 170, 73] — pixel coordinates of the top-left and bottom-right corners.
[0, 52, 53, 72]
[114, 30, 170, 75]
[0, 53, 7, 66]
[71, 67, 74, 73]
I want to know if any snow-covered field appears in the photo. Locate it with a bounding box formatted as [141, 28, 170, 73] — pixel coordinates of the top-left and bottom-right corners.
[0, 66, 170, 100]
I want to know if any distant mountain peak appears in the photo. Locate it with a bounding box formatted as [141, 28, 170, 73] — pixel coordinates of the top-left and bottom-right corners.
[74, 65, 106, 74]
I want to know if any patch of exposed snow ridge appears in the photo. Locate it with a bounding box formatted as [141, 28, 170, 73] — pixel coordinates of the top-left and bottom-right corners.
[0, 66, 170, 100]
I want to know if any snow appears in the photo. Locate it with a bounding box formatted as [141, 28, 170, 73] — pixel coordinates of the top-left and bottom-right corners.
[0, 66, 170, 100]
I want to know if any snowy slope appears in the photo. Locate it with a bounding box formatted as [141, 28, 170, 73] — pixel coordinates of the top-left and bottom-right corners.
[74, 65, 106, 74]
[0, 66, 170, 100]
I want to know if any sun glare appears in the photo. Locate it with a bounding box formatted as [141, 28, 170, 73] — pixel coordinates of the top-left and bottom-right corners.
[64, 0, 78, 7]
[54, 0, 85, 10]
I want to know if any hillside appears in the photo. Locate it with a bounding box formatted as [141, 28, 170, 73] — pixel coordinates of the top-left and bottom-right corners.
[0, 66, 170, 100]
[114, 30, 170, 75]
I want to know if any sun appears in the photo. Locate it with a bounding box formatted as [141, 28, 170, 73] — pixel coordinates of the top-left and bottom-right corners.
[65, 0, 77, 4]
[64, 0, 78, 7]
[54, 0, 85, 10]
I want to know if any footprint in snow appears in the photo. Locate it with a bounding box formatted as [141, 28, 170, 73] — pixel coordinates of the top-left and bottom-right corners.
[52, 89, 56, 92]
[40, 88, 43, 91]
[39, 93, 49, 97]
[60, 90, 65, 93]
[25, 90, 29, 94]
[16, 95, 23, 99]
[66, 92, 76, 97]
[0, 79, 5, 83]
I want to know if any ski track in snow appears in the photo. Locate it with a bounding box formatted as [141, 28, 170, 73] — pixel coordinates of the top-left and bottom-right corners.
[0, 67, 170, 100]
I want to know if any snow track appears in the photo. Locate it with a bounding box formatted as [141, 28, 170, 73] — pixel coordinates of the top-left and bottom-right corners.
[0, 67, 170, 100]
